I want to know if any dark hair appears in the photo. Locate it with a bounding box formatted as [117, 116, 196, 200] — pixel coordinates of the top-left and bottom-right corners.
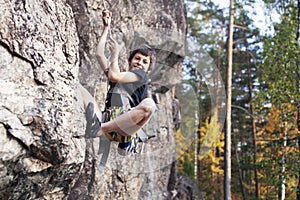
[128, 44, 156, 70]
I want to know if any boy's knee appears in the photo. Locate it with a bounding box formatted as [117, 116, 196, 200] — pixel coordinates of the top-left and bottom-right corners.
[140, 98, 156, 114]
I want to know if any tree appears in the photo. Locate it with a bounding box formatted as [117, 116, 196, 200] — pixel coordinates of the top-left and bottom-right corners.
[224, 0, 234, 199]
[185, 1, 228, 197]
[296, 1, 300, 199]
[256, 0, 300, 198]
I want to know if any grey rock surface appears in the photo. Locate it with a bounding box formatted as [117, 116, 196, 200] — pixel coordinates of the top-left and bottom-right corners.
[0, 0, 187, 199]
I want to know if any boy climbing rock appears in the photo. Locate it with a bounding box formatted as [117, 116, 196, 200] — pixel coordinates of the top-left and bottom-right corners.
[79, 9, 156, 155]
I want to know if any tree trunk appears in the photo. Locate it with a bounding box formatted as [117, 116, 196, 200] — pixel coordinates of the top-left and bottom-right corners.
[197, 116, 202, 187]
[224, 0, 234, 199]
[234, 135, 246, 200]
[247, 51, 260, 198]
[251, 104, 260, 197]
[280, 128, 287, 200]
[296, 1, 300, 199]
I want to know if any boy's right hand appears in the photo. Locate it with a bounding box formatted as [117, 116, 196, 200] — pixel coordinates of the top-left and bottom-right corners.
[102, 9, 112, 27]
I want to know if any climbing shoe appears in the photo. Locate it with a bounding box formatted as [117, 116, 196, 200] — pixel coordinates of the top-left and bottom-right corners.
[117, 136, 138, 156]
[85, 102, 101, 138]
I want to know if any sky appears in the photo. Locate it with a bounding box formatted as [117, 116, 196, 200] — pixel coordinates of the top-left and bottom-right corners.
[213, 0, 281, 35]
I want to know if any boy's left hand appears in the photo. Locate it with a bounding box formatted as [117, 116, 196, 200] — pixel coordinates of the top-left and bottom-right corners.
[109, 36, 124, 55]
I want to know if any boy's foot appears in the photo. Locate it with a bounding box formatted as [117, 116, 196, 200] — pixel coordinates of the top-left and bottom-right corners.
[117, 136, 138, 156]
[85, 102, 101, 138]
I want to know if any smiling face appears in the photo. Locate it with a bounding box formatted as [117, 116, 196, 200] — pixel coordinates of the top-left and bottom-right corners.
[128, 52, 151, 72]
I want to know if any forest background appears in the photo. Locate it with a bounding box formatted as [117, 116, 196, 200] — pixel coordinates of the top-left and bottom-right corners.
[176, 0, 300, 199]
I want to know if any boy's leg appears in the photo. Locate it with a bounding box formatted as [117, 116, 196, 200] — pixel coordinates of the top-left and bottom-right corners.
[100, 98, 156, 136]
[78, 84, 103, 120]
[79, 84, 155, 137]
[79, 84, 105, 137]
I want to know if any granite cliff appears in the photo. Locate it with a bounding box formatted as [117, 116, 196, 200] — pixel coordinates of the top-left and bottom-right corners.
[0, 0, 192, 199]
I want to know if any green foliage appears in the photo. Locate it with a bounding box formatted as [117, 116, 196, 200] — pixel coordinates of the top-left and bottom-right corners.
[259, 27, 299, 106]
[255, 1, 300, 198]
[182, 155, 195, 179]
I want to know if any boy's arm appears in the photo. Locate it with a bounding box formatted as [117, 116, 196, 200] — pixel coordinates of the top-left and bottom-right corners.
[96, 10, 111, 74]
[108, 38, 141, 83]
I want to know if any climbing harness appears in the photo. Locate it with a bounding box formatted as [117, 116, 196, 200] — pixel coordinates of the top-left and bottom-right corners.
[97, 83, 155, 171]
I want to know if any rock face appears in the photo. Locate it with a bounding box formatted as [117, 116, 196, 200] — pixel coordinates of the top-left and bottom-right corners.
[0, 0, 186, 199]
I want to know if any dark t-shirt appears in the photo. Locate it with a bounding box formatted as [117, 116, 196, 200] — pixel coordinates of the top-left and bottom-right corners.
[105, 69, 148, 108]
